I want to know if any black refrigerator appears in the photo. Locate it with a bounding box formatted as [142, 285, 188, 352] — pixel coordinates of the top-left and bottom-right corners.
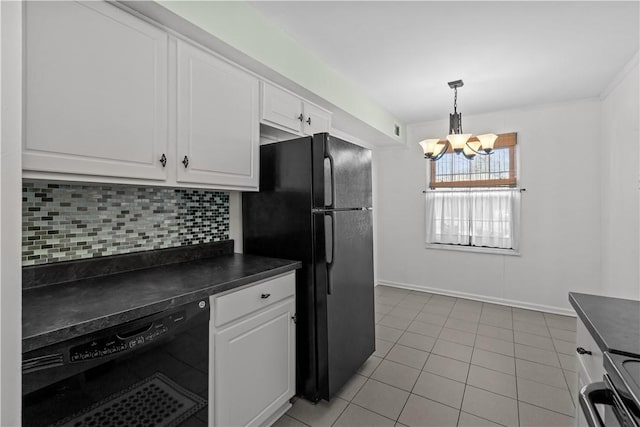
[243, 133, 375, 402]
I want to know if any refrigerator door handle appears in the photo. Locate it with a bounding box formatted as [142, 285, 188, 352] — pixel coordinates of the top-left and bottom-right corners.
[324, 155, 335, 208]
[324, 212, 334, 295]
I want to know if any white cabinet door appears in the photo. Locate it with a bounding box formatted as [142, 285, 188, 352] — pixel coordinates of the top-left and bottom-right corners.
[261, 82, 304, 134]
[24, 1, 168, 180]
[575, 318, 605, 425]
[176, 40, 259, 190]
[214, 298, 295, 427]
[303, 102, 332, 136]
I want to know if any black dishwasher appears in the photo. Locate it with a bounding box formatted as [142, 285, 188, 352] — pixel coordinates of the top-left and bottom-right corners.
[22, 299, 209, 427]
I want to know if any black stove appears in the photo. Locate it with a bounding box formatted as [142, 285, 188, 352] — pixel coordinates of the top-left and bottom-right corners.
[580, 351, 640, 427]
[606, 352, 640, 426]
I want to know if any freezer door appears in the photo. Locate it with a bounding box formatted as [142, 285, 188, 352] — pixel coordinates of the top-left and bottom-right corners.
[313, 134, 372, 209]
[314, 209, 375, 400]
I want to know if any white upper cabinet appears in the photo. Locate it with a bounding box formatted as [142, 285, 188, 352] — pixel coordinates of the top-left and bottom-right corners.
[176, 40, 260, 190]
[261, 82, 332, 136]
[303, 102, 333, 136]
[24, 1, 169, 181]
[261, 84, 304, 134]
[23, 1, 332, 190]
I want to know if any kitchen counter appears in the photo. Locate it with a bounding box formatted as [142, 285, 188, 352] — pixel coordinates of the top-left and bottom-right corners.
[569, 292, 640, 358]
[23, 242, 301, 353]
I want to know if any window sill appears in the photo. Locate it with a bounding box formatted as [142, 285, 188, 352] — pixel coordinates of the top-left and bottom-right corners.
[424, 243, 520, 256]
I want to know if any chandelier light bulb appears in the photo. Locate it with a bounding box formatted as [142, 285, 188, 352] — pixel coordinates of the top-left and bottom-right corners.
[432, 142, 446, 157]
[463, 143, 477, 159]
[419, 139, 441, 158]
[477, 133, 498, 153]
[446, 133, 472, 153]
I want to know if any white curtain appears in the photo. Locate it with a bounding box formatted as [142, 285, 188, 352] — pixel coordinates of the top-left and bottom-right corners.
[425, 191, 471, 245]
[426, 189, 521, 250]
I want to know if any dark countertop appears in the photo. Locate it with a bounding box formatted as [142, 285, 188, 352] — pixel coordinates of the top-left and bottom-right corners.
[23, 252, 300, 353]
[569, 292, 640, 358]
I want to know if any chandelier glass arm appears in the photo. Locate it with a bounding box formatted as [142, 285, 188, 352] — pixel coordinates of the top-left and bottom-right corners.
[428, 140, 451, 161]
[464, 141, 493, 156]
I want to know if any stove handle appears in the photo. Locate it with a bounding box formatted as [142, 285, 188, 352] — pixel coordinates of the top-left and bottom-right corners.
[115, 322, 153, 340]
[579, 381, 610, 427]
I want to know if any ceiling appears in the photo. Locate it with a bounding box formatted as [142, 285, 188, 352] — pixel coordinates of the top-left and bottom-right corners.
[248, 1, 639, 124]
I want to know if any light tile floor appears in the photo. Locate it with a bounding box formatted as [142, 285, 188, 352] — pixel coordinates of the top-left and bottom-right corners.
[274, 285, 578, 427]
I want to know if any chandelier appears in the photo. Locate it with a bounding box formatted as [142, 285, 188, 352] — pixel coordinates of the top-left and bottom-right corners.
[419, 80, 497, 161]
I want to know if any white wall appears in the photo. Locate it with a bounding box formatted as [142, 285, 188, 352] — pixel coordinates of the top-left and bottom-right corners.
[600, 56, 640, 300]
[1, 1, 23, 424]
[376, 99, 603, 314]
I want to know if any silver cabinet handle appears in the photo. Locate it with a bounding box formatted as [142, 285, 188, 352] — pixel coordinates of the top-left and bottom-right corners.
[577, 347, 592, 355]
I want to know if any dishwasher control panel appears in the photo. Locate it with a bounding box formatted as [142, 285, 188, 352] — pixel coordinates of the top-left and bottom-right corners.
[69, 310, 186, 362]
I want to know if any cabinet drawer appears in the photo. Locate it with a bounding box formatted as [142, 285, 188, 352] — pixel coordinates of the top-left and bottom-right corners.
[213, 272, 295, 327]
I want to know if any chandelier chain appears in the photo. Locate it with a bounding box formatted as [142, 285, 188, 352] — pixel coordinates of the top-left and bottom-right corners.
[453, 87, 457, 113]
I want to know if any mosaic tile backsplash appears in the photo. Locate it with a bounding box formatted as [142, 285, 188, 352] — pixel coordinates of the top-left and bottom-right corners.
[22, 180, 229, 266]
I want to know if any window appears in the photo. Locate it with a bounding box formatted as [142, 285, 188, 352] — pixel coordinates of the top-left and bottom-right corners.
[425, 133, 520, 252]
[430, 132, 516, 188]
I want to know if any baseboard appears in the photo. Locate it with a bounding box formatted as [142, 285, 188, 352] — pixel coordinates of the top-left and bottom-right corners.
[377, 280, 576, 317]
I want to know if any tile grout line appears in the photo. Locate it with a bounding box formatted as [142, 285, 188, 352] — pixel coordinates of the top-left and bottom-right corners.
[374, 288, 577, 424]
[384, 295, 574, 386]
[516, 400, 578, 419]
[460, 410, 509, 427]
[393, 292, 435, 423]
[343, 400, 400, 426]
[328, 398, 350, 427]
[546, 315, 577, 410]
[454, 301, 483, 427]
[365, 288, 414, 424]
[440, 299, 476, 422]
[378, 297, 432, 362]
[284, 401, 313, 427]
[512, 307, 521, 427]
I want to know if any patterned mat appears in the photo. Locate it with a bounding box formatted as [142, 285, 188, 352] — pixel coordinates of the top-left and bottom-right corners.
[51, 372, 207, 427]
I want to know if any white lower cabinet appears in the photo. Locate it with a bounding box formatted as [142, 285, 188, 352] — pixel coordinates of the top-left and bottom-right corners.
[575, 317, 605, 426]
[210, 272, 296, 426]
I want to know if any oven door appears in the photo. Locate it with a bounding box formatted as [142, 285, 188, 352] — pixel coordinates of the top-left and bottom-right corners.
[579, 376, 638, 427]
[22, 300, 209, 427]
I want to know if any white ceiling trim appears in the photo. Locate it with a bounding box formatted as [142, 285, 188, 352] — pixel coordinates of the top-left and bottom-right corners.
[600, 50, 640, 100]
